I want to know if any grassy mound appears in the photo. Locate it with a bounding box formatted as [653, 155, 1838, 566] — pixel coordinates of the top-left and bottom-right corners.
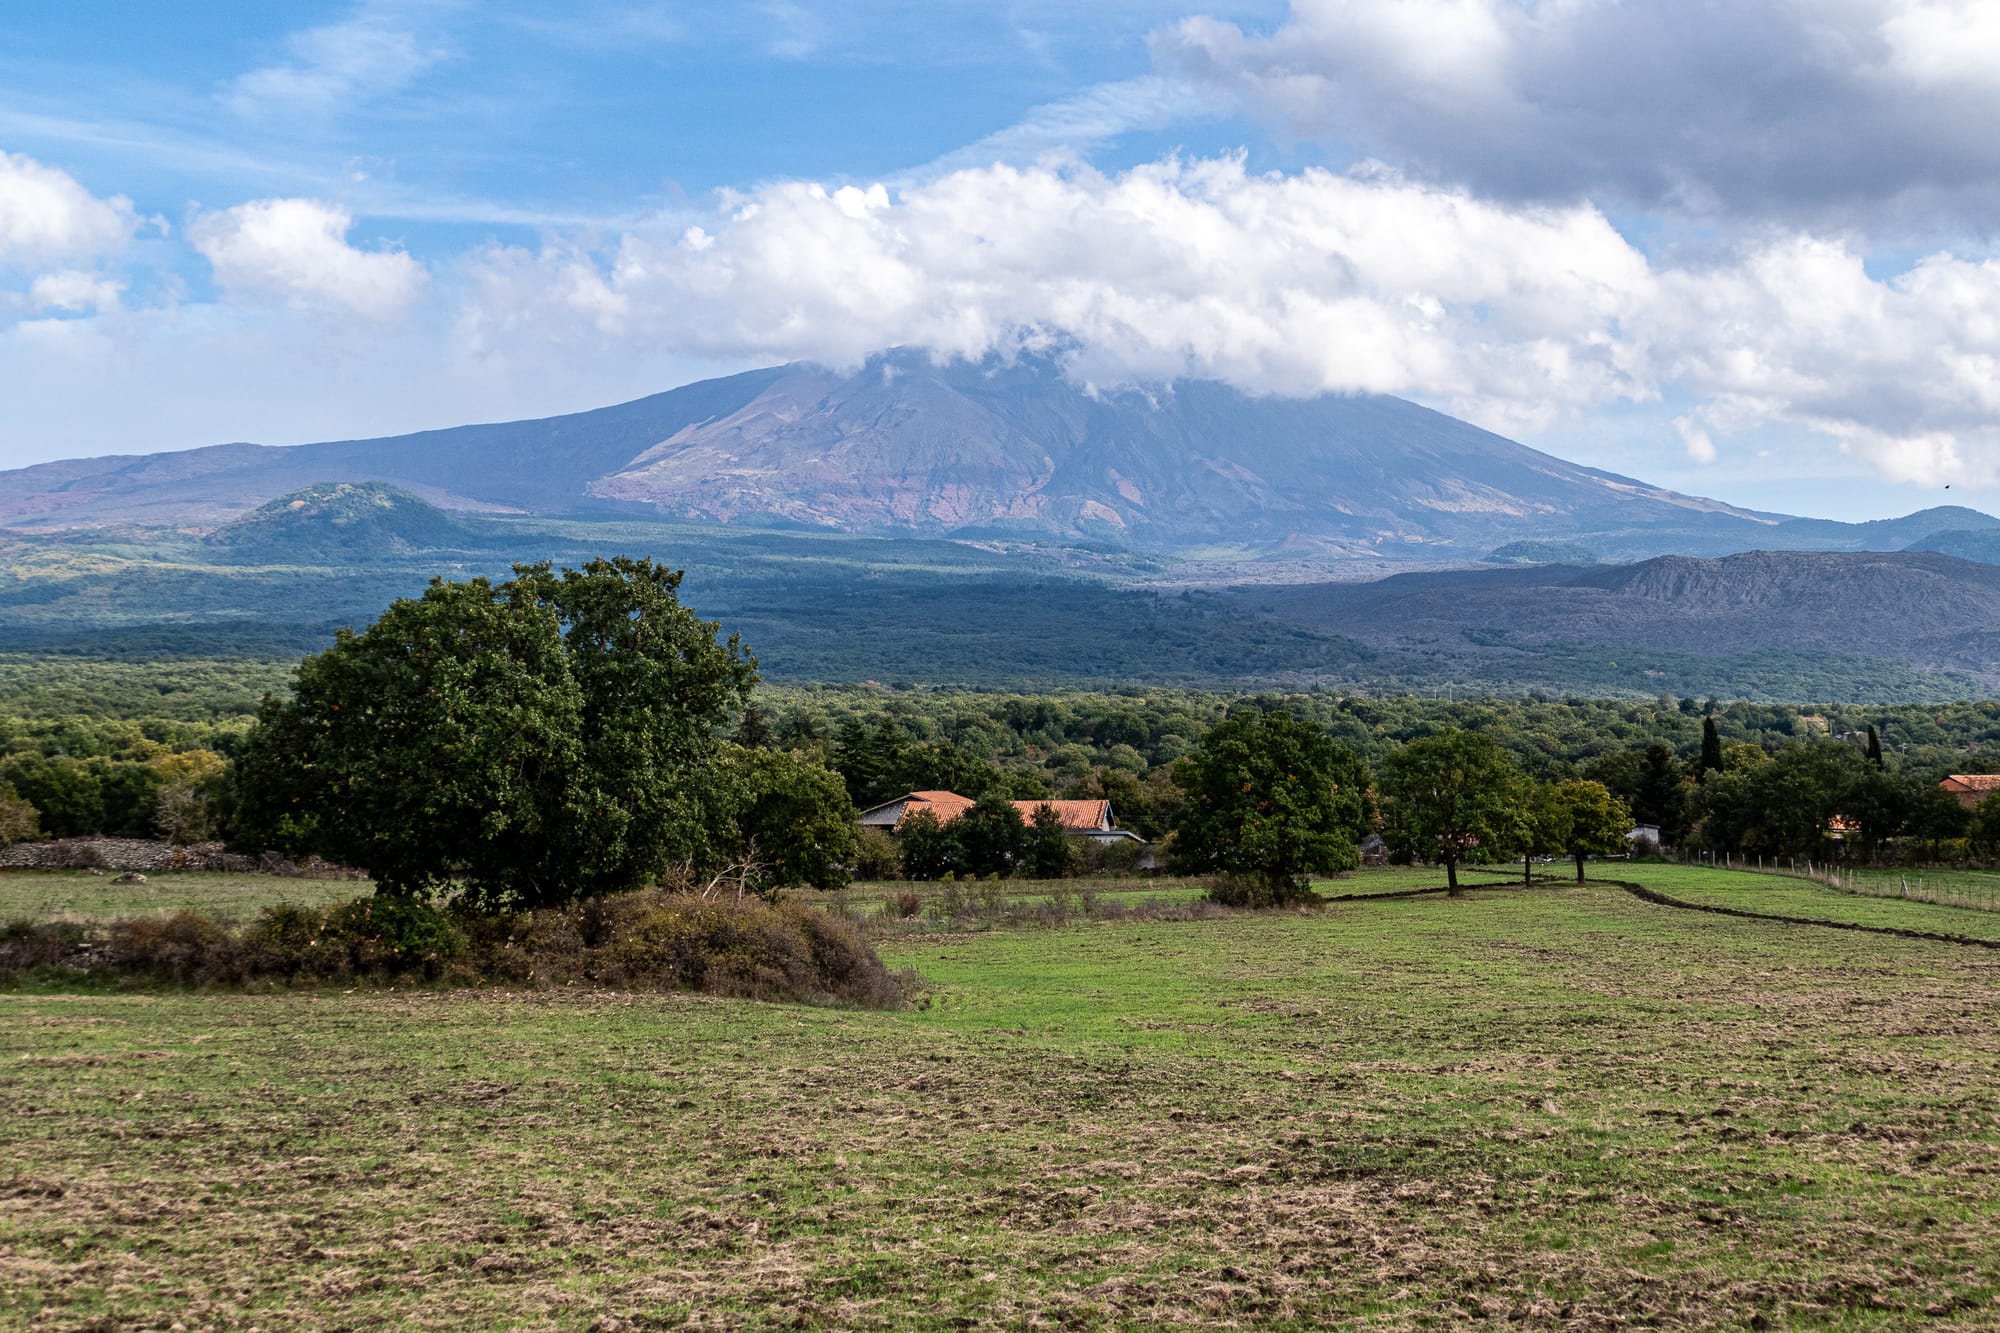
[0, 888, 904, 1008]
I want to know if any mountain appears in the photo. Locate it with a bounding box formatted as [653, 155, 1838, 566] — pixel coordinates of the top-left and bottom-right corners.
[1904, 528, 2000, 566]
[6, 348, 1994, 561]
[0, 350, 1775, 556]
[206, 482, 474, 564]
[1230, 549, 2000, 686]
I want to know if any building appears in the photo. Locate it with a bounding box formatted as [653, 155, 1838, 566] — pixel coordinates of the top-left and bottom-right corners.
[1939, 775, 2000, 810]
[857, 790, 1145, 847]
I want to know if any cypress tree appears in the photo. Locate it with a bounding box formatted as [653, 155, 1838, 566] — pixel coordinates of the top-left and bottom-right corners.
[1700, 717, 1724, 774]
[1865, 724, 1884, 767]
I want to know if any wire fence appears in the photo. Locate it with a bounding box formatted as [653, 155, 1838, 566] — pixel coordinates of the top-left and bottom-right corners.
[1678, 850, 2000, 913]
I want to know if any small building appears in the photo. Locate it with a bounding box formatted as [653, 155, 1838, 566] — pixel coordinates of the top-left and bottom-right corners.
[1939, 775, 2000, 810]
[857, 790, 1143, 846]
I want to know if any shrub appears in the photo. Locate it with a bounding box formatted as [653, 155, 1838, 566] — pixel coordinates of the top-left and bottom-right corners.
[852, 827, 901, 880]
[894, 891, 922, 918]
[1206, 873, 1321, 910]
[0, 889, 902, 1009]
[105, 911, 234, 983]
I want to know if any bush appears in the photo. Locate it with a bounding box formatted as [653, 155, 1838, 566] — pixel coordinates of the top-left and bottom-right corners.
[1205, 873, 1321, 910]
[853, 827, 901, 880]
[0, 889, 903, 1008]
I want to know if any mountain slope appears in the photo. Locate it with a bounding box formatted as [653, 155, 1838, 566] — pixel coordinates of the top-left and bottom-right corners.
[0, 351, 1777, 553]
[1232, 550, 2000, 684]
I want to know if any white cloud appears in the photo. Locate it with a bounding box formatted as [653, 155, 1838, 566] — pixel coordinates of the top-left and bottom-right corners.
[462, 158, 1653, 437]
[455, 156, 2000, 488]
[189, 198, 424, 317]
[1156, 0, 2000, 231]
[28, 269, 123, 314]
[0, 152, 139, 265]
[1676, 417, 1718, 465]
[224, 1, 453, 117]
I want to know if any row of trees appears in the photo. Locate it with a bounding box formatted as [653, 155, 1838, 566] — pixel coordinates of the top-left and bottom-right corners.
[1167, 714, 1631, 899]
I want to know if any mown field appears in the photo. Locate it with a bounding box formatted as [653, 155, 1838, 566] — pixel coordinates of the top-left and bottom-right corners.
[6, 865, 2000, 1329]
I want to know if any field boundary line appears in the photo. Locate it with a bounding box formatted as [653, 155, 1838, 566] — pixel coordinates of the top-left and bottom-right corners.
[1601, 878, 2000, 951]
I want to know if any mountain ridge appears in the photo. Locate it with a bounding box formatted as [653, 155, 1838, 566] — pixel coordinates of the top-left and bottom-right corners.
[0, 349, 1987, 561]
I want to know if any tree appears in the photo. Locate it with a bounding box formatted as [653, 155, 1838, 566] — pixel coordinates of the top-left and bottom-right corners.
[1701, 718, 1724, 774]
[1865, 724, 1884, 767]
[1968, 793, 2000, 861]
[1839, 763, 1913, 861]
[733, 703, 775, 750]
[1169, 710, 1370, 903]
[1632, 743, 1688, 844]
[896, 807, 961, 881]
[955, 792, 1027, 877]
[1533, 779, 1631, 882]
[0, 783, 40, 846]
[149, 749, 227, 845]
[721, 746, 858, 895]
[1380, 730, 1531, 894]
[1022, 802, 1073, 879]
[233, 559, 754, 907]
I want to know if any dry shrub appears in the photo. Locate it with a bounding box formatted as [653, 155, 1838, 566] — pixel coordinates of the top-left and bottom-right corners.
[895, 891, 923, 918]
[105, 911, 235, 983]
[1, 889, 902, 1008]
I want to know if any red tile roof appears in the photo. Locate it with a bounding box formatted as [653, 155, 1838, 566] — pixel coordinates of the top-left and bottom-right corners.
[1942, 775, 2000, 792]
[865, 791, 1116, 833]
[1013, 799, 1112, 832]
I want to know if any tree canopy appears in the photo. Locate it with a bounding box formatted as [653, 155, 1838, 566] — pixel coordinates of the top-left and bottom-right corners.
[1169, 710, 1371, 903]
[1380, 729, 1531, 893]
[234, 558, 756, 907]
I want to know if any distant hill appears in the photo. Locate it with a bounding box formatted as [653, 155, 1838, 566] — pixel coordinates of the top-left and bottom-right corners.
[1484, 540, 1597, 565]
[1231, 549, 2000, 690]
[1768, 506, 2000, 551]
[206, 483, 474, 563]
[1904, 528, 2000, 565]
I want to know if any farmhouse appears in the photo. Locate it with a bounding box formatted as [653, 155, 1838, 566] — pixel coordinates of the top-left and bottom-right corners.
[857, 790, 1147, 847]
[1938, 775, 2000, 809]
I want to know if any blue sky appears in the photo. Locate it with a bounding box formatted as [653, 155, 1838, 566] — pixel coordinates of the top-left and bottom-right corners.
[4, 1, 2000, 522]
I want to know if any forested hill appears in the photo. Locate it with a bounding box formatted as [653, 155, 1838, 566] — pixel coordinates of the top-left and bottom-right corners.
[1232, 549, 2000, 690]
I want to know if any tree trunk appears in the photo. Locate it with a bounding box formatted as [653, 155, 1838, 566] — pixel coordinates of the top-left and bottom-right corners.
[1446, 857, 1461, 896]
[1575, 852, 1586, 883]
[1524, 853, 1532, 887]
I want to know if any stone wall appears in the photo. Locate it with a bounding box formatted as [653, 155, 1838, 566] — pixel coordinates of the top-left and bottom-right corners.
[0, 838, 257, 872]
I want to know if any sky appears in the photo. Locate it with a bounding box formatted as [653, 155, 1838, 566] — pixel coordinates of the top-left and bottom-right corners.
[4, 0, 2000, 521]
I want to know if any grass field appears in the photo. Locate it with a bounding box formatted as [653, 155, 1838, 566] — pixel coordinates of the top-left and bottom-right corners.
[0, 870, 364, 923]
[1621, 863, 2000, 942]
[7, 865, 2000, 1328]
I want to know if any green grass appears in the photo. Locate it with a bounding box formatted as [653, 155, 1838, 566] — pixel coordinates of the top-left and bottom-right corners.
[0, 869, 367, 923]
[8, 875, 2000, 1328]
[1616, 862, 2000, 941]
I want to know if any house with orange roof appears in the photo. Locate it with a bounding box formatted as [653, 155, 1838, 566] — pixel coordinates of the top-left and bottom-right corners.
[857, 790, 1144, 846]
[1939, 775, 2000, 809]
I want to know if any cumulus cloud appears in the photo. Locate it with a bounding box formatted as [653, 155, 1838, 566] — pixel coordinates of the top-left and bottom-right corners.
[189, 198, 424, 317]
[0, 152, 139, 264]
[454, 156, 2000, 487]
[463, 158, 1653, 437]
[1156, 0, 2000, 231]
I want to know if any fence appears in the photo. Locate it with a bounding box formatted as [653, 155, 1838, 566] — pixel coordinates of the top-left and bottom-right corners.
[1678, 848, 2000, 913]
